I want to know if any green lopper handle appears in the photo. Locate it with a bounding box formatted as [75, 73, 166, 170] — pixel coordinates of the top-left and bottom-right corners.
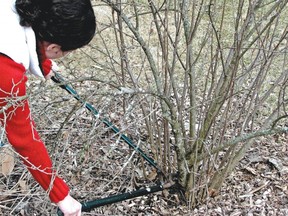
[51, 72, 161, 173]
[57, 184, 164, 216]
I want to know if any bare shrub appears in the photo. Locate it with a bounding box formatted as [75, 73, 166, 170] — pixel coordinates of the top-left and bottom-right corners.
[93, 0, 288, 208]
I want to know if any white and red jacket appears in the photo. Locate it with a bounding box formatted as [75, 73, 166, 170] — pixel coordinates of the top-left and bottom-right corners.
[0, 0, 69, 203]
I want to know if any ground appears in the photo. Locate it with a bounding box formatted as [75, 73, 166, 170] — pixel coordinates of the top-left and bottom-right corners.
[0, 102, 287, 216]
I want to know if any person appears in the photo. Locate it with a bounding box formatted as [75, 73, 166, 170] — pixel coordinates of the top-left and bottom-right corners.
[0, 0, 96, 215]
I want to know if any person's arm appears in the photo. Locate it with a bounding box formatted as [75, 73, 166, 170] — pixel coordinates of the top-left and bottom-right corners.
[5, 99, 82, 215]
[0, 56, 79, 210]
[4, 99, 70, 202]
[0, 55, 69, 202]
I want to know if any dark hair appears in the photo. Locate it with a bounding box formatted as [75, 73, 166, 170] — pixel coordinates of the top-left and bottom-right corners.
[16, 0, 96, 51]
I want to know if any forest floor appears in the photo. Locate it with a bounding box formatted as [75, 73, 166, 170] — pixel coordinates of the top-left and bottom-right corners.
[0, 118, 287, 216]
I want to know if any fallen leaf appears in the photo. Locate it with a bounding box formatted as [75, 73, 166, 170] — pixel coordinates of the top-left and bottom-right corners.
[146, 169, 157, 181]
[244, 167, 258, 175]
[268, 158, 284, 172]
[0, 147, 15, 177]
[18, 180, 28, 192]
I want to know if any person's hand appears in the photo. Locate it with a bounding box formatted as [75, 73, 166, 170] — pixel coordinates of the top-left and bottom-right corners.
[44, 70, 55, 80]
[57, 194, 82, 216]
[42, 59, 59, 80]
[45, 71, 55, 80]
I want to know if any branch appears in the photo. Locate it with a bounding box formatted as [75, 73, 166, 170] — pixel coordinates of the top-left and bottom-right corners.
[198, 127, 288, 162]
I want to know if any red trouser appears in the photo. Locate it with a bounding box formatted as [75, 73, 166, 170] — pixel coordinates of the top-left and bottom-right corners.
[0, 55, 69, 203]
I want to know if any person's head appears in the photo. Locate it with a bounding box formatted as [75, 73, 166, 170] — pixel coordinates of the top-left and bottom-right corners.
[16, 0, 96, 58]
